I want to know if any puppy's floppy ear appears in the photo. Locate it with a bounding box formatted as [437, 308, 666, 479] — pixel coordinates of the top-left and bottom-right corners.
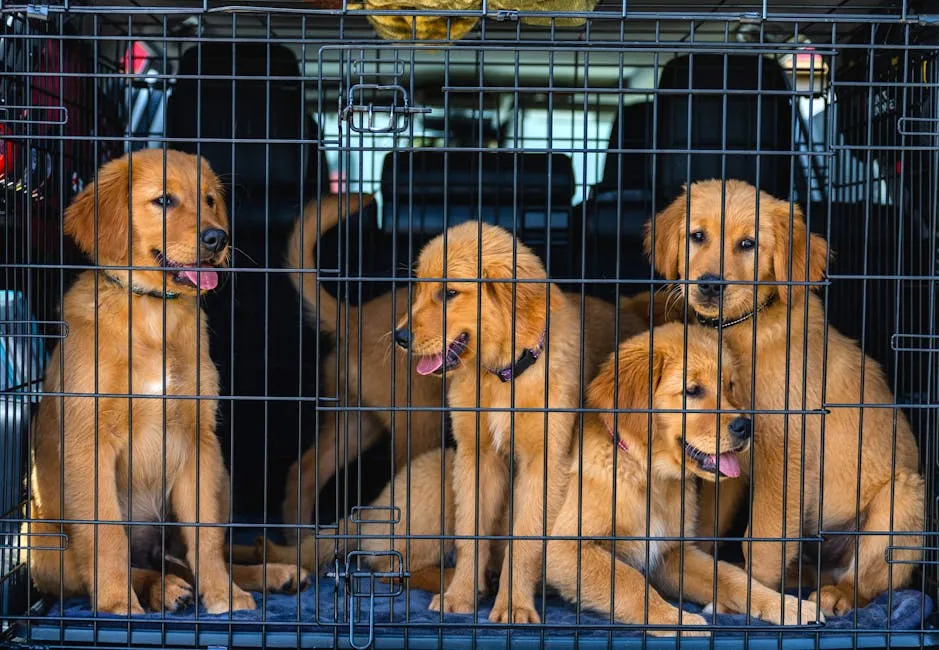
[643, 187, 688, 280]
[483, 243, 549, 342]
[586, 335, 664, 447]
[64, 156, 130, 264]
[769, 198, 830, 304]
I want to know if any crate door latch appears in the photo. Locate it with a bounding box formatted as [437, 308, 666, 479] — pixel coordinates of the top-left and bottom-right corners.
[328, 549, 407, 649]
[340, 84, 431, 134]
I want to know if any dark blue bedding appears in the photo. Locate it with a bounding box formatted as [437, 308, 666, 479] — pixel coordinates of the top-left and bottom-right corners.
[29, 559, 935, 649]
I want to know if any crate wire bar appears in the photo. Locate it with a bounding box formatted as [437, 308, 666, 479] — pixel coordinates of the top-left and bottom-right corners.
[0, 0, 937, 648]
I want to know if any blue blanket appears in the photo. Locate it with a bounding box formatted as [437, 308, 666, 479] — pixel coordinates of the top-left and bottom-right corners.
[26, 529, 936, 647]
[30, 574, 935, 648]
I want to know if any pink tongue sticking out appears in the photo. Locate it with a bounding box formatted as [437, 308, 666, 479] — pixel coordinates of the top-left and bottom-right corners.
[179, 268, 219, 291]
[416, 354, 444, 376]
[707, 452, 741, 478]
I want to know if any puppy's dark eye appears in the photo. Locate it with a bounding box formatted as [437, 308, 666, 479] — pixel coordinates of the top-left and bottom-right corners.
[685, 384, 703, 398]
[152, 194, 178, 209]
[739, 238, 755, 251]
[690, 231, 706, 244]
[206, 195, 216, 208]
[437, 288, 458, 301]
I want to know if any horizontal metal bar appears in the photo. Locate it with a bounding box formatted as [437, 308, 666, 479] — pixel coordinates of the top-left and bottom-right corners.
[892, 333, 939, 353]
[349, 505, 400, 525]
[0, 320, 69, 339]
[441, 85, 827, 97]
[897, 117, 939, 136]
[1, 264, 837, 285]
[3, 390, 839, 413]
[0, 3, 928, 27]
[0, 104, 68, 126]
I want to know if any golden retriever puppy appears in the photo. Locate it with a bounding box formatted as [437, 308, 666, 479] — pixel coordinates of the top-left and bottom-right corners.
[26, 149, 307, 616]
[546, 323, 821, 634]
[644, 179, 924, 616]
[393, 221, 621, 623]
[283, 200, 649, 544]
[282, 195, 447, 545]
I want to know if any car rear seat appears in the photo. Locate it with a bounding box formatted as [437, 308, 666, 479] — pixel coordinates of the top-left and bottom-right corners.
[655, 54, 803, 206]
[165, 42, 374, 521]
[379, 150, 576, 277]
[574, 99, 655, 296]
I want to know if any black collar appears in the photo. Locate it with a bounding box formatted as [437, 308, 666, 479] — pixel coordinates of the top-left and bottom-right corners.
[486, 330, 546, 382]
[103, 272, 180, 300]
[695, 292, 778, 329]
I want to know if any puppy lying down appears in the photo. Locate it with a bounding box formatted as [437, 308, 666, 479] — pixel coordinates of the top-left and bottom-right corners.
[545, 323, 823, 635]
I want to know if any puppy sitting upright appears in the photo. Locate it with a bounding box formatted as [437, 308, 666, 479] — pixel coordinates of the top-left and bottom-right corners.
[26, 150, 305, 615]
[644, 179, 924, 616]
[395, 221, 614, 623]
[546, 323, 821, 634]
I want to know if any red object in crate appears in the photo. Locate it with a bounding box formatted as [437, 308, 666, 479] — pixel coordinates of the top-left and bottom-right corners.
[0, 20, 123, 219]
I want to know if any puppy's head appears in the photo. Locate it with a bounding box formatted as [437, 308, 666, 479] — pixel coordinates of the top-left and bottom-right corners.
[586, 322, 750, 481]
[64, 149, 229, 297]
[642, 179, 829, 320]
[394, 221, 550, 376]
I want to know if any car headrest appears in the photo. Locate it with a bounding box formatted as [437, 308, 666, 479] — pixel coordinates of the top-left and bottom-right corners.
[165, 42, 326, 226]
[655, 54, 797, 204]
[379, 151, 575, 237]
[598, 99, 654, 195]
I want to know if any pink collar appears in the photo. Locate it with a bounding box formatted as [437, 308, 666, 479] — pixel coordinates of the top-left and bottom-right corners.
[606, 422, 629, 453]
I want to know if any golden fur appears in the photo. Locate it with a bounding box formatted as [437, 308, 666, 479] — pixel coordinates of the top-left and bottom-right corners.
[282, 199, 653, 545]
[26, 150, 307, 615]
[281, 195, 447, 545]
[394, 221, 633, 623]
[546, 324, 821, 634]
[254, 448, 503, 594]
[644, 179, 924, 616]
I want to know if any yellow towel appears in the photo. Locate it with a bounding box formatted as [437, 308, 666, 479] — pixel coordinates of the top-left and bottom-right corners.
[350, 0, 598, 41]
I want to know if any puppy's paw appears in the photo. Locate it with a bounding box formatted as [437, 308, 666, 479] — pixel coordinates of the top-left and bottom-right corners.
[757, 594, 825, 625]
[148, 574, 194, 612]
[678, 613, 711, 637]
[263, 563, 311, 594]
[202, 586, 257, 614]
[488, 601, 540, 624]
[809, 585, 854, 618]
[428, 590, 477, 615]
[648, 611, 710, 637]
[790, 595, 825, 624]
[701, 601, 733, 616]
[97, 595, 146, 617]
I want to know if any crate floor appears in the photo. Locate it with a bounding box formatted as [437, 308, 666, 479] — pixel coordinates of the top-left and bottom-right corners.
[26, 575, 936, 649]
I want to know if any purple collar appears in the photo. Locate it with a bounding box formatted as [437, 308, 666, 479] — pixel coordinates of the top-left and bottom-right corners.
[485, 330, 546, 383]
[606, 422, 629, 453]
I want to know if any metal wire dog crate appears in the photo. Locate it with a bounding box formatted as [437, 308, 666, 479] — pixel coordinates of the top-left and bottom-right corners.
[1, 0, 938, 648]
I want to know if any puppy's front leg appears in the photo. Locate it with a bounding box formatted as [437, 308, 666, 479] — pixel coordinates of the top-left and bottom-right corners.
[70, 444, 144, 615]
[430, 425, 506, 615]
[547, 493, 706, 636]
[743, 429, 806, 590]
[172, 434, 255, 614]
[658, 543, 821, 626]
[490, 416, 569, 624]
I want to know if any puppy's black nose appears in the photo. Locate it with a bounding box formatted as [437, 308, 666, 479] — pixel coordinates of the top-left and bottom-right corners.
[201, 228, 228, 253]
[394, 327, 412, 350]
[697, 273, 723, 298]
[728, 417, 752, 442]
